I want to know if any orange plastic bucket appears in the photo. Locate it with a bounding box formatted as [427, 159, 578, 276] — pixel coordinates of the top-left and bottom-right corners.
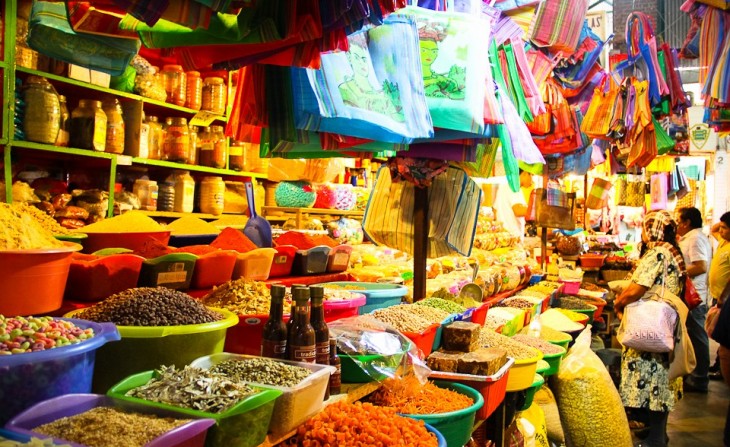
[0, 242, 81, 315]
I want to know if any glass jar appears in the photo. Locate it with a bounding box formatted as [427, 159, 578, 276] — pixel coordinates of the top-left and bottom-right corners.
[199, 176, 225, 215]
[102, 98, 125, 154]
[201, 77, 227, 114]
[146, 116, 163, 159]
[163, 117, 191, 163]
[133, 179, 158, 211]
[229, 140, 244, 171]
[197, 126, 213, 167]
[174, 171, 196, 213]
[22, 76, 60, 144]
[185, 71, 202, 110]
[161, 65, 186, 106]
[188, 125, 199, 165]
[55, 94, 70, 147]
[70, 99, 107, 151]
[157, 181, 175, 212]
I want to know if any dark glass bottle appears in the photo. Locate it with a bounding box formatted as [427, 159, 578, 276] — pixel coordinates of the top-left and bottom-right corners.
[310, 286, 330, 365]
[261, 285, 288, 359]
[286, 284, 306, 349]
[328, 338, 341, 396]
[288, 287, 316, 363]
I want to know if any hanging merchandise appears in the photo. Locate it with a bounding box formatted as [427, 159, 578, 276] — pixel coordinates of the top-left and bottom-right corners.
[581, 76, 620, 140]
[554, 21, 609, 90]
[650, 173, 669, 210]
[510, 38, 546, 117]
[526, 79, 583, 155]
[624, 12, 669, 106]
[363, 165, 480, 258]
[586, 178, 613, 210]
[528, 0, 589, 54]
[27, 1, 141, 76]
[533, 184, 577, 230]
[292, 15, 434, 144]
[498, 41, 536, 122]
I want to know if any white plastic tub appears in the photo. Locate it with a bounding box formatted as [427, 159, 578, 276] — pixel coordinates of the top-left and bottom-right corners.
[190, 353, 335, 436]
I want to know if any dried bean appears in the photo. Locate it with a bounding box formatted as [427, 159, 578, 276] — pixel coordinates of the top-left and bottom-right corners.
[555, 296, 596, 311]
[478, 329, 540, 360]
[75, 287, 222, 326]
[372, 305, 447, 333]
[33, 407, 191, 447]
[495, 298, 536, 310]
[415, 298, 466, 314]
[512, 334, 565, 355]
[211, 358, 311, 387]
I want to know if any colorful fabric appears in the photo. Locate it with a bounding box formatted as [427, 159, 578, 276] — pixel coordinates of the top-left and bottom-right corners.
[528, 0, 587, 54]
[641, 210, 686, 272]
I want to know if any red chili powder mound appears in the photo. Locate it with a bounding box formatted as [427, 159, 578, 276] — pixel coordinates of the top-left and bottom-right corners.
[275, 231, 337, 250]
[172, 245, 219, 255]
[210, 227, 257, 252]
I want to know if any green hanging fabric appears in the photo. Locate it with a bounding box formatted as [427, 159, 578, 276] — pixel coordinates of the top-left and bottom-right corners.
[654, 117, 675, 155]
[502, 43, 534, 123]
[652, 50, 671, 116]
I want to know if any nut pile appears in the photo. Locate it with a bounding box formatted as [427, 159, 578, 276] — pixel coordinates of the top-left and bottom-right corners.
[415, 298, 466, 314]
[211, 358, 311, 387]
[201, 279, 292, 315]
[512, 334, 566, 355]
[479, 329, 540, 360]
[1, 316, 94, 355]
[126, 365, 255, 413]
[75, 287, 222, 326]
[33, 407, 191, 447]
[496, 298, 536, 310]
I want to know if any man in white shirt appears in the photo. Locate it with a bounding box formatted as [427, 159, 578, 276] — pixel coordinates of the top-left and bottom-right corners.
[677, 207, 713, 392]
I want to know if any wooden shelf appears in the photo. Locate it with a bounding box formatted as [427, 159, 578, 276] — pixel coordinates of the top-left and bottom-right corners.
[16, 66, 227, 122]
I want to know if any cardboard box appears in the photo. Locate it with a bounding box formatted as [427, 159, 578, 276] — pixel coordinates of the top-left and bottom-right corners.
[67, 64, 111, 88]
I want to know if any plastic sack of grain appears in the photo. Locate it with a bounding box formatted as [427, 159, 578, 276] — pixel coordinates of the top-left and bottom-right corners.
[533, 384, 564, 444]
[554, 327, 632, 447]
[518, 402, 549, 447]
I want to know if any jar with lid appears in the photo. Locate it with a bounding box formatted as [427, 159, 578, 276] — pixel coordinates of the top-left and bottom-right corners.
[157, 181, 175, 212]
[188, 125, 199, 165]
[22, 75, 60, 144]
[185, 71, 202, 110]
[198, 125, 227, 169]
[173, 171, 196, 213]
[161, 65, 186, 106]
[197, 127, 213, 167]
[201, 77, 227, 114]
[55, 94, 70, 147]
[229, 140, 244, 171]
[102, 98, 125, 154]
[146, 116, 163, 159]
[163, 117, 191, 163]
[199, 176, 225, 215]
[133, 179, 158, 211]
[69, 99, 107, 151]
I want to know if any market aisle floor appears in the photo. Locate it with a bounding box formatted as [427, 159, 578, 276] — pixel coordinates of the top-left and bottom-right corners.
[666, 378, 728, 446]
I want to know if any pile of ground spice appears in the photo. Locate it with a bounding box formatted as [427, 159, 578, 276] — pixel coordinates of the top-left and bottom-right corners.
[275, 231, 337, 249]
[210, 227, 257, 252]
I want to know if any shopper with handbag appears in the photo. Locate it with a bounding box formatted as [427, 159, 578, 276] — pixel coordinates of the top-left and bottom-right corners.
[614, 210, 689, 447]
[677, 207, 713, 392]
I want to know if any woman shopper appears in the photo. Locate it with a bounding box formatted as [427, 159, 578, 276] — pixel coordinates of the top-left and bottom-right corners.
[710, 281, 730, 446]
[615, 210, 687, 447]
[677, 207, 712, 392]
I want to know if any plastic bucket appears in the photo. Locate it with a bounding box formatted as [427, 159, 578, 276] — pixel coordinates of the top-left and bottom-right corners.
[520, 374, 545, 411]
[190, 250, 237, 290]
[64, 308, 238, 393]
[0, 319, 119, 424]
[108, 371, 281, 447]
[323, 295, 367, 322]
[269, 245, 297, 278]
[316, 281, 408, 314]
[6, 394, 215, 447]
[81, 231, 171, 254]
[426, 424, 447, 447]
[232, 248, 276, 281]
[0, 242, 81, 315]
[541, 345, 567, 376]
[402, 323, 440, 358]
[223, 313, 290, 356]
[65, 253, 145, 302]
[506, 351, 543, 392]
[402, 381, 484, 447]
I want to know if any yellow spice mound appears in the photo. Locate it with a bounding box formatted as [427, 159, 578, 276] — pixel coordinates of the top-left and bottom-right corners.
[0, 203, 64, 249]
[166, 216, 221, 235]
[77, 210, 163, 233]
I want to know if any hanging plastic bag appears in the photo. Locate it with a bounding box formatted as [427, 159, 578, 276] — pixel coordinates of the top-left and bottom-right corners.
[363, 166, 481, 258]
[291, 15, 434, 144]
[27, 1, 141, 76]
[650, 173, 668, 210]
[586, 178, 612, 209]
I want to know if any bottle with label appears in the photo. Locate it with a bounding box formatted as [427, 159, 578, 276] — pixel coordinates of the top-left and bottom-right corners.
[157, 181, 175, 212]
[163, 117, 191, 163]
[328, 338, 341, 396]
[133, 179, 158, 211]
[261, 285, 288, 359]
[288, 287, 316, 363]
[69, 99, 106, 151]
[146, 116, 163, 159]
[173, 170, 195, 213]
[102, 98, 125, 154]
[229, 140, 244, 171]
[309, 286, 330, 365]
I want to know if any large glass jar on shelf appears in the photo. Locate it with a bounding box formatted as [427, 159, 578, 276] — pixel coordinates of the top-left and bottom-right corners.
[163, 117, 191, 163]
[55, 94, 70, 147]
[102, 98, 125, 154]
[229, 140, 244, 171]
[161, 65, 186, 106]
[146, 115, 163, 159]
[201, 77, 227, 114]
[185, 71, 202, 110]
[199, 176, 225, 215]
[22, 75, 60, 144]
[69, 99, 107, 151]
[189, 125, 199, 165]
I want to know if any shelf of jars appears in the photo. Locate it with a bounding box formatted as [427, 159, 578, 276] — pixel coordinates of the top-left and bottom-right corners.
[137, 210, 221, 220]
[261, 206, 364, 229]
[15, 66, 228, 122]
[127, 156, 265, 178]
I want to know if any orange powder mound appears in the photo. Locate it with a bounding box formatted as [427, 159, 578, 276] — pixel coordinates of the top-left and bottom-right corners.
[172, 245, 219, 255]
[133, 238, 173, 259]
[274, 231, 338, 250]
[210, 227, 257, 252]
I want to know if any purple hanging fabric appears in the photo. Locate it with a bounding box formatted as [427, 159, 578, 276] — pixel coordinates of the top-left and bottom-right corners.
[591, 139, 608, 166]
[497, 87, 546, 165]
[405, 142, 479, 162]
[493, 13, 524, 46]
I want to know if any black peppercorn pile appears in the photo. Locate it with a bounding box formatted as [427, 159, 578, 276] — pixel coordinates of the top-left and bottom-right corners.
[75, 287, 223, 326]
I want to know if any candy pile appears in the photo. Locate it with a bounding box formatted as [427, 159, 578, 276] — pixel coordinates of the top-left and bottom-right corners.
[0, 316, 94, 355]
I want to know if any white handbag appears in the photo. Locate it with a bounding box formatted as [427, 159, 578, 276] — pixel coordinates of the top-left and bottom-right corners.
[617, 257, 679, 353]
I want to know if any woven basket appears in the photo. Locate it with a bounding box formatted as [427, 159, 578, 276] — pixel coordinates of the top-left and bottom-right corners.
[601, 269, 630, 282]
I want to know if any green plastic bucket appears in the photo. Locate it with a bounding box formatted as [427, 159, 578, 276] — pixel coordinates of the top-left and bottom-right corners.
[402, 381, 484, 447]
[520, 374, 545, 411]
[542, 345, 567, 376]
